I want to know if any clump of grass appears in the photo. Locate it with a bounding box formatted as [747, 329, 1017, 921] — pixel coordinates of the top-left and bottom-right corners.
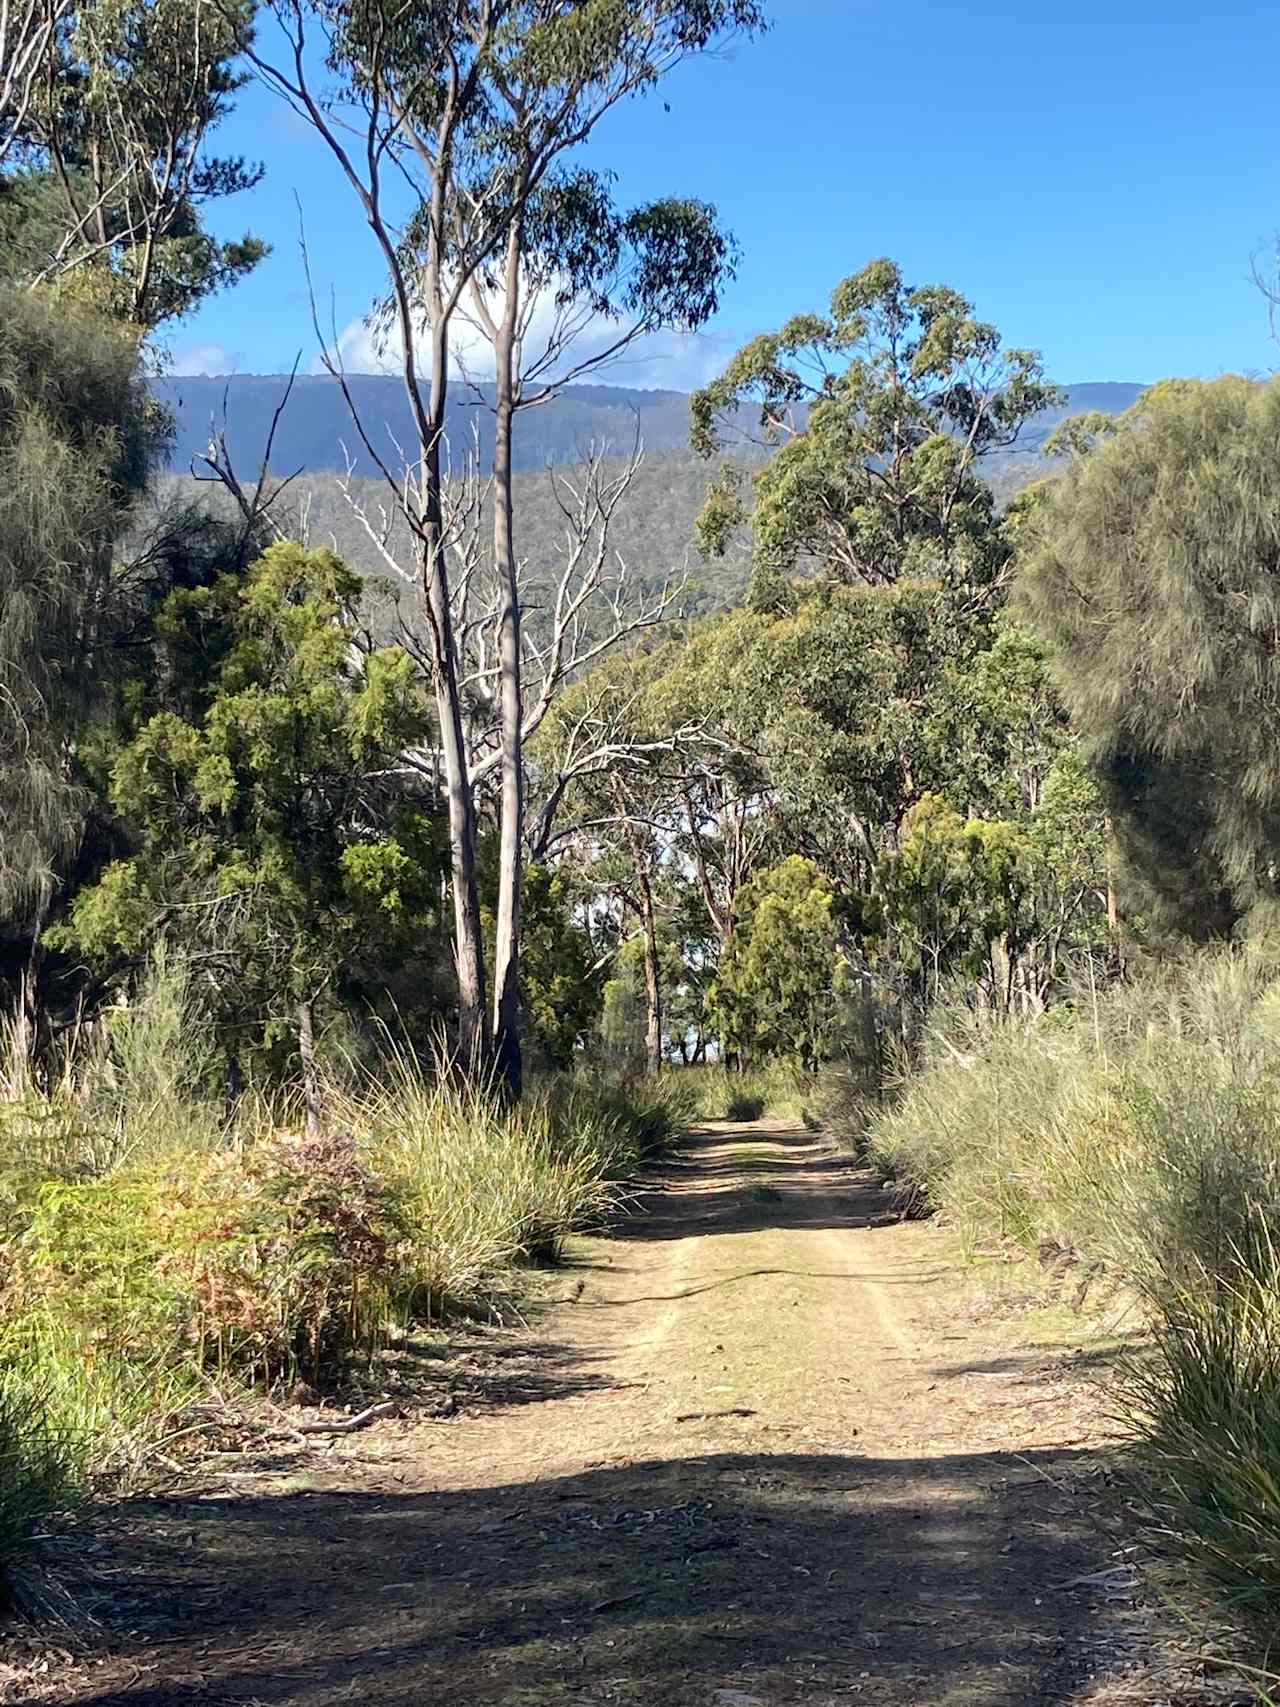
[725, 1087, 766, 1121]
[869, 946, 1280, 1640]
[0, 1371, 84, 1588]
[550, 1073, 693, 1161]
[868, 950, 1280, 1266]
[0, 985, 688, 1593]
[1121, 1272, 1280, 1630]
[679, 1062, 808, 1123]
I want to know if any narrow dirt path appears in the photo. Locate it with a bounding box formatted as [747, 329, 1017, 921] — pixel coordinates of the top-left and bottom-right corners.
[46, 1123, 1160, 1707]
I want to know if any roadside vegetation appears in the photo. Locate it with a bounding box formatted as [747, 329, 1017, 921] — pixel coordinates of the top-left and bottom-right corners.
[861, 950, 1280, 1645]
[0, 953, 691, 1595]
[3, 0, 1280, 1682]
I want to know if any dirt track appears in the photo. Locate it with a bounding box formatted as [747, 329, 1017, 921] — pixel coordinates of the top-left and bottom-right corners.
[36, 1122, 1176, 1706]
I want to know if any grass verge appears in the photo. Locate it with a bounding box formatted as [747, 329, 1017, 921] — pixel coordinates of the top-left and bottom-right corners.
[0, 998, 688, 1599]
[862, 947, 1280, 1655]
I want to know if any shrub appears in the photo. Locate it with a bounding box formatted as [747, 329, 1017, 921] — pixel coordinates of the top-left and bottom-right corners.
[680, 1062, 808, 1124]
[1123, 1271, 1280, 1631]
[869, 947, 1280, 1639]
[0, 1005, 687, 1587]
[725, 1088, 766, 1121]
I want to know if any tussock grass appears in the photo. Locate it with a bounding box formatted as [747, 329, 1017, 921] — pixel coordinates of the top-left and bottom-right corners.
[680, 1062, 810, 1124]
[1124, 1270, 1280, 1629]
[868, 951, 1280, 1266]
[0, 976, 688, 1591]
[868, 946, 1280, 1637]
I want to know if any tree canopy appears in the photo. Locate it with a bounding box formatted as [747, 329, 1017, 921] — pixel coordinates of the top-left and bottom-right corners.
[692, 256, 1059, 594]
[1015, 376, 1280, 932]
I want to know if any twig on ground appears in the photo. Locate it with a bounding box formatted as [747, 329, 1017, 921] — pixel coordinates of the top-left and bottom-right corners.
[296, 1402, 397, 1435]
[674, 1407, 756, 1423]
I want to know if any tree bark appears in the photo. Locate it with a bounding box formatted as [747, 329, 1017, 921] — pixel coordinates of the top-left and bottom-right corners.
[490, 226, 524, 1100]
[422, 318, 488, 1076]
[298, 996, 320, 1136]
[638, 866, 663, 1076]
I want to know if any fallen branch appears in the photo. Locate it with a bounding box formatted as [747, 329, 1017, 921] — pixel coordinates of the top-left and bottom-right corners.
[674, 1407, 756, 1423]
[297, 1401, 397, 1435]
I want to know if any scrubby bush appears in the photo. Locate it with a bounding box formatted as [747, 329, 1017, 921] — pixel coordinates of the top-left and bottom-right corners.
[681, 1062, 809, 1124]
[869, 947, 1280, 1634]
[0, 998, 690, 1589]
[725, 1087, 766, 1121]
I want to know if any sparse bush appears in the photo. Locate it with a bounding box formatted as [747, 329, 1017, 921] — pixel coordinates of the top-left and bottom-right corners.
[725, 1087, 766, 1121]
[0, 1005, 688, 1586]
[680, 1062, 808, 1124]
[870, 947, 1280, 1635]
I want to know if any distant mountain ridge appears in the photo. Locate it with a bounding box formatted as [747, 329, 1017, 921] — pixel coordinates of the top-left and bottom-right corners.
[152, 373, 1148, 481]
[152, 374, 704, 478]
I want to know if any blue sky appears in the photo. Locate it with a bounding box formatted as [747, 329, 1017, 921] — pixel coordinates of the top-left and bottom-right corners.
[167, 0, 1280, 389]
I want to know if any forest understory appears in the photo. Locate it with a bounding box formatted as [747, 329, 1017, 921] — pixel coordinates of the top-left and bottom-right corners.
[0, 1119, 1251, 1707]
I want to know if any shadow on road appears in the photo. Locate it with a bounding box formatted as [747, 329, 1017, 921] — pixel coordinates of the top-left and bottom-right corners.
[617, 1124, 898, 1243]
[76, 1445, 1111, 1706]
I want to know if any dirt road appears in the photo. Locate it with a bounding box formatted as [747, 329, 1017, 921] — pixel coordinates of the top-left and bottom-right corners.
[44, 1122, 1167, 1707]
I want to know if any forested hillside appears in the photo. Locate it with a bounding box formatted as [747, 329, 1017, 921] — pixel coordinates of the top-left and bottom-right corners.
[154, 378, 1143, 608]
[1, 2, 1279, 1699]
[155, 449, 759, 617]
[155, 369, 1143, 481]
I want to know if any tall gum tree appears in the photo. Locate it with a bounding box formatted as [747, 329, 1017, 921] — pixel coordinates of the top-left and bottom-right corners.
[243, 0, 764, 1090]
[691, 256, 1059, 596]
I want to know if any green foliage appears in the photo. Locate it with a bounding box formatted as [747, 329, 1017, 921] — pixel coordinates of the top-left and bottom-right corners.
[0, 1368, 86, 1584]
[711, 857, 846, 1069]
[680, 1061, 809, 1122]
[0, 286, 159, 923]
[880, 756, 1106, 1008]
[1123, 1268, 1280, 1632]
[9, 0, 266, 328]
[52, 542, 442, 1064]
[693, 257, 1059, 589]
[0, 969, 684, 1579]
[1016, 375, 1280, 931]
[868, 950, 1280, 1638]
[486, 863, 600, 1072]
[598, 930, 683, 1069]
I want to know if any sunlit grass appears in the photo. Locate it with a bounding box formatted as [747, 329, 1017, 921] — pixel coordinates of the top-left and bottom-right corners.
[867, 946, 1280, 1636]
[0, 973, 689, 1588]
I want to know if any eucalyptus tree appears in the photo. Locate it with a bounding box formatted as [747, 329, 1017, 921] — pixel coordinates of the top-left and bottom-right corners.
[464, 185, 739, 1097]
[691, 256, 1059, 595]
[1016, 376, 1280, 935]
[3, 0, 265, 328]
[0, 0, 72, 173]
[245, 0, 764, 1089]
[709, 855, 846, 1071]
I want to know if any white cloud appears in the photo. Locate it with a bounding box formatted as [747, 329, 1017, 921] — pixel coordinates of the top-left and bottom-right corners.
[327, 278, 733, 393]
[166, 341, 237, 376]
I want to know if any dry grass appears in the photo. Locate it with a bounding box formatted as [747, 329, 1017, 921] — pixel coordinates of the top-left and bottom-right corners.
[0, 970, 689, 1592]
[865, 946, 1280, 1650]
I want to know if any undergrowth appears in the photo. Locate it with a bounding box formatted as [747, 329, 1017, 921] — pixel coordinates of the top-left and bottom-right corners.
[681, 1061, 810, 1123]
[0, 969, 687, 1595]
[866, 946, 1280, 1651]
